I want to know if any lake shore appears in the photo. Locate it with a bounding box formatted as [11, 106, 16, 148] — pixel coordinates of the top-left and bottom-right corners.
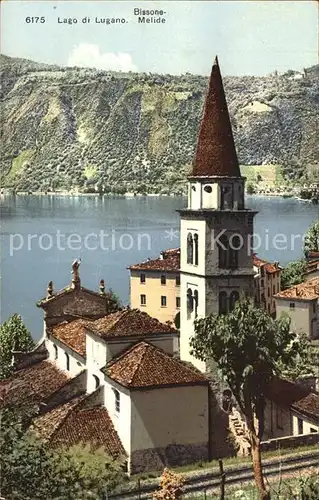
[0, 190, 311, 201]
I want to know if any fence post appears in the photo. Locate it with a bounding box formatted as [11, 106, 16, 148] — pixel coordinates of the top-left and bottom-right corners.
[218, 459, 226, 500]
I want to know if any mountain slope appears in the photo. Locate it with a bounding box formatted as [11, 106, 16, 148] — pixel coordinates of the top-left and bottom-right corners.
[1, 55, 318, 193]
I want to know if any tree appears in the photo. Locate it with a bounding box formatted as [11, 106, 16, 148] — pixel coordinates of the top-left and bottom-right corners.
[190, 297, 309, 500]
[281, 260, 306, 290]
[0, 404, 126, 500]
[0, 314, 35, 380]
[246, 183, 256, 195]
[304, 220, 319, 257]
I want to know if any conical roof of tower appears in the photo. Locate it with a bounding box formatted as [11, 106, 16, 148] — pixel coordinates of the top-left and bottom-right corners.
[192, 57, 241, 178]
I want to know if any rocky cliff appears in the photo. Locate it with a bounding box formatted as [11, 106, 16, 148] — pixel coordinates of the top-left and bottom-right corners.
[1, 55, 318, 193]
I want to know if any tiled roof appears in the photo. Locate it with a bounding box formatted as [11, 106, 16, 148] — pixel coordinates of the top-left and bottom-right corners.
[253, 254, 281, 274]
[103, 341, 208, 388]
[275, 277, 319, 301]
[292, 392, 319, 422]
[86, 308, 178, 339]
[128, 248, 180, 271]
[33, 395, 126, 458]
[192, 57, 241, 178]
[0, 360, 71, 407]
[305, 260, 319, 275]
[51, 319, 91, 357]
[308, 251, 319, 259]
[265, 378, 319, 421]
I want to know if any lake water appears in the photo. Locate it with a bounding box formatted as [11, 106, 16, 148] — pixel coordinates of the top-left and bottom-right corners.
[0, 194, 318, 340]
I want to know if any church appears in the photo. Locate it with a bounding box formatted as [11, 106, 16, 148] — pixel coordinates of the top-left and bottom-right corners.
[4, 57, 316, 473]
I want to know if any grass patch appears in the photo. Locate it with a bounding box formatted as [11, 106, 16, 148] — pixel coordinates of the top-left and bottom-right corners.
[83, 164, 97, 179]
[5, 149, 35, 182]
[240, 164, 283, 187]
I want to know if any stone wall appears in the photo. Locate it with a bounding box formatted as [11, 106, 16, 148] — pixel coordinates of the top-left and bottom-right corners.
[12, 342, 48, 371]
[130, 443, 208, 474]
[261, 431, 319, 452]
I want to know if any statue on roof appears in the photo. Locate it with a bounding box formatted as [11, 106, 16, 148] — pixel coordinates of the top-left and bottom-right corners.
[71, 258, 81, 288]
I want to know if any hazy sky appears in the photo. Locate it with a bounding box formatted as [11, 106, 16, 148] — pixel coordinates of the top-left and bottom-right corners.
[1, 1, 318, 76]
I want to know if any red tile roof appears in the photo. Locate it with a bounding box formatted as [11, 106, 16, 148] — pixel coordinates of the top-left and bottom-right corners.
[103, 341, 208, 388]
[86, 308, 178, 340]
[275, 277, 319, 301]
[33, 395, 126, 458]
[265, 378, 319, 422]
[253, 254, 281, 274]
[192, 57, 241, 178]
[128, 248, 180, 272]
[51, 319, 91, 357]
[308, 251, 319, 259]
[0, 360, 72, 407]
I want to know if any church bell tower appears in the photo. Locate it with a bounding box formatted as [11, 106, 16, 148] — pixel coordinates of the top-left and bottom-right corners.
[178, 57, 257, 372]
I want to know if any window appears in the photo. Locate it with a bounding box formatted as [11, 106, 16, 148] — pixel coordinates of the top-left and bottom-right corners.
[187, 288, 193, 315]
[289, 302, 295, 310]
[261, 279, 264, 288]
[276, 408, 284, 429]
[53, 344, 58, 361]
[313, 302, 316, 314]
[93, 374, 100, 389]
[187, 233, 193, 264]
[229, 235, 240, 269]
[113, 389, 120, 413]
[219, 291, 228, 315]
[297, 418, 303, 435]
[273, 285, 276, 295]
[175, 275, 180, 287]
[194, 233, 199, 266]
[161, 296, 167, 307]
[140, 273, 146, 284]
[229, 291, 240, 312]
[204, 185, 212, 193]
[65, 352, 70, 371]
[193, 290, 198, 318]
[268, 288, 270, 298]
[218, 234, 229, 269]
[161, 275, 166, 285]
[310, 428, 318, 433]
[176, 297, 181, 309]
[260, 266, 265, 277]
[140, 294, 146, 306]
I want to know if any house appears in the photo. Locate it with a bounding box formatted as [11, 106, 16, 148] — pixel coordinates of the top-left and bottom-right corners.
[1, 262, 210, 474]
[253, 254, 282, 316]
[128, 249, 281, 325]
[274, 277, 319, 340]
[263, 378, 319, 439]
[304, 259, 319, 281]
[128, 248, 180, 326]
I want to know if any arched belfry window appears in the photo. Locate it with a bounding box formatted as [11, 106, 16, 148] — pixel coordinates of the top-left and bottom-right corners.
[219, 291, 228, 315]
[187, 288, 194, 318]
[218, 234, 229, 269]
[193, 290, 199, 318]
[229, 291, 240, 312]
[229, 235, 241, 269]
[193, 233, 199, 266]
[65, 352, 70, 371]
[187, 233, 193, 264]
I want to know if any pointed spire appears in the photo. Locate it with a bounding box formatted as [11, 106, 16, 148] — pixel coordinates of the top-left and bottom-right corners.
[192, 56, 241, 177]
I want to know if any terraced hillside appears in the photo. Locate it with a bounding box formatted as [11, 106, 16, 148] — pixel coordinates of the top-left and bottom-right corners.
[1, 55, 318, 193]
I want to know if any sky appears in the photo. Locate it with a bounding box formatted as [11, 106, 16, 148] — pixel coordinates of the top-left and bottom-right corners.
[1, 1, 318, 76]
